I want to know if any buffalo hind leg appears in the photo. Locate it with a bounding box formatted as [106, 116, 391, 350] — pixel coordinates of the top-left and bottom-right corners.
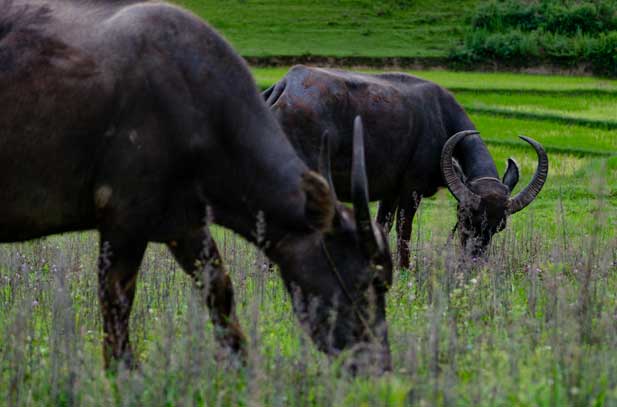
[97, 234, 147, 370]
[396, 192, 421, 269]
[168, 228, 246, 359]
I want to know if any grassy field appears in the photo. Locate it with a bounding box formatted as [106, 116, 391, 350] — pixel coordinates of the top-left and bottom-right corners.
[456, 93, 617, 126]
[2, 69, 617, 405]
[254, 68, 617, 92]
[173, 0, 478, 58]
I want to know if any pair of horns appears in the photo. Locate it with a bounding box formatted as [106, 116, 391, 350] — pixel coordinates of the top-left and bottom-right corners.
[440, 130, 549, 214]
[318, 116, 381, 256]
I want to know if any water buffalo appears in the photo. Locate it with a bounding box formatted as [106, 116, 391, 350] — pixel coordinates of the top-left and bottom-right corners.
[264, 66, 548, 267]
[0, 1, 393, 371]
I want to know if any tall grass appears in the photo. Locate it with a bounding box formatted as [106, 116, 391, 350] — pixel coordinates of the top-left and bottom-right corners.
[1, 183, 616, 405]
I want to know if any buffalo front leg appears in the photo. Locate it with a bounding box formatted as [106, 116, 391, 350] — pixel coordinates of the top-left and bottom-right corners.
[396, 192, 421, 269]
[97, 235, 147, 370]
[376, 196, 398, 235]
[168, 228, 246, 358]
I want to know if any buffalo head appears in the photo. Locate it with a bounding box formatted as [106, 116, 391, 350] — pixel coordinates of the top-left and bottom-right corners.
[273, 116, 392, 373]
[441, 130, 549, 257]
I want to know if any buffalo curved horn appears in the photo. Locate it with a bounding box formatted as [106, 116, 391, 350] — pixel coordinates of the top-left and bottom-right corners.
[440, 130, 482, 209]
[318, 130, 337, 201]
[351, 116, 379, 256]
[508, 136, 549, 214]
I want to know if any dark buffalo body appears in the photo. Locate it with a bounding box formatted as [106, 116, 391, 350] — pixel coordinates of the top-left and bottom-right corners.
[0, 1, 392, 372]
[265, 66, 548, 266]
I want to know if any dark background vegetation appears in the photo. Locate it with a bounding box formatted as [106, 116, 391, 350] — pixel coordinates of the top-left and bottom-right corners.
[450, 0, 617, 76]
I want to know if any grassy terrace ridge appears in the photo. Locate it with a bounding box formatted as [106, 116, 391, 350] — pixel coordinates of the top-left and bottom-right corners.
[449, 88, 617, 97]
[454, 91, 617, 129]
[466, 108, 617, 131]
[456, 92, 617, 128]
[481, 138, 614, 158]
[464, 113, 617, 156]
[175, 0, 477, 58]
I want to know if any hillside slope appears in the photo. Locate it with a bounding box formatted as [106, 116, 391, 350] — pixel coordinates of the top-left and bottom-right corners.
[175, 0, 478, 57]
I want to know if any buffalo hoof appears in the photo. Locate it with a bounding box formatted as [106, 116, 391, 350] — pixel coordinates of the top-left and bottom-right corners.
[103, 350, 140, 374]
[398, 257, 410, 270]
[215, 324, 248, 366]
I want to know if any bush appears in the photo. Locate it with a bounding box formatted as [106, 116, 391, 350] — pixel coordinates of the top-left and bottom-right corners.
[450, 0, 617, 77]
[471, 0, 617, 35]
[483, 30, 540, 62]
[545, 3, 605, 35]
[472, 1, 541, 32]
[588, 31, 617, 76]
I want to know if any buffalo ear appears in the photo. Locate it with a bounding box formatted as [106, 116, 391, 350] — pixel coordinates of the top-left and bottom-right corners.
[301, 170, 335, 232]
[502, 158, 520, 192]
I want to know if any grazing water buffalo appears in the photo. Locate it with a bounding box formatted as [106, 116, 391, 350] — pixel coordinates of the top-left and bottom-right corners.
[264, 66, 549, 267]
[0, 1, 393, 371]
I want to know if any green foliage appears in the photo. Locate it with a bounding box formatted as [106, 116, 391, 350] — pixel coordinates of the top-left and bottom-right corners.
[451, 0, 617, 76]
[587, 31, 617, 76]
[472, 1, 542, 32]
[453, 29, 540, 64]
[471, 0, 617, 35]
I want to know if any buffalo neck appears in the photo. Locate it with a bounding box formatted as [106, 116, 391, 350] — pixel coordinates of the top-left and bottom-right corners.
[205, 94, 312, 249]
[446, 109, 499, 181]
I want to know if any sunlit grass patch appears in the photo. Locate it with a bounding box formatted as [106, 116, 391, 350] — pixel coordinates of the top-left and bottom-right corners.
[472, 114, 617, 154]
[488, 144, 586, 178]
[457, 91, 617, 125]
